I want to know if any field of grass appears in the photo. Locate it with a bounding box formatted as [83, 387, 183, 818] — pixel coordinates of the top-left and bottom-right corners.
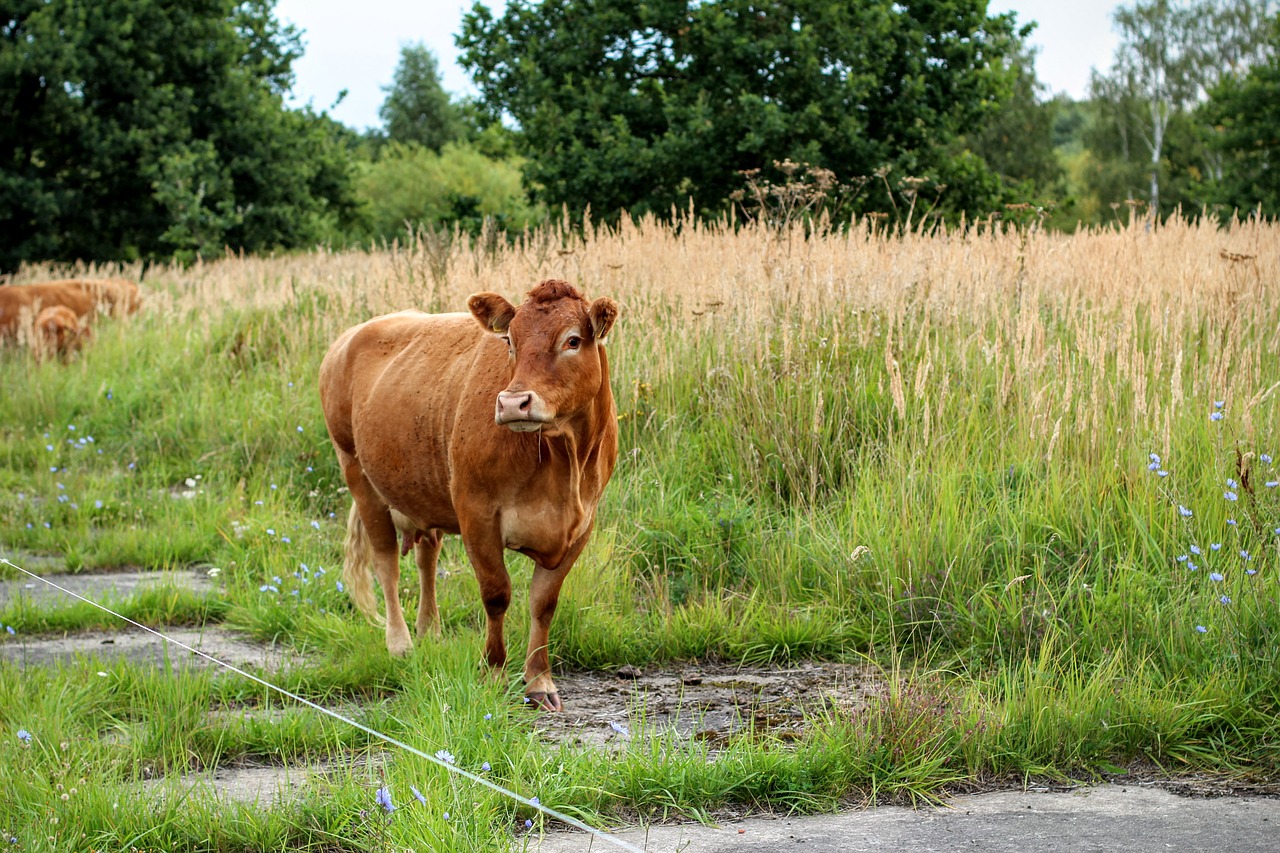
[2, 212, 1279, 850]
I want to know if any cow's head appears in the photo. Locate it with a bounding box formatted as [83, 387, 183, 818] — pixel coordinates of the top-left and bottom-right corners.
[468, 280, 618, 433]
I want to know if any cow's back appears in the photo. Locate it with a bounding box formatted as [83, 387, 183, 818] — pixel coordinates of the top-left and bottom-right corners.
[320, 310, 500, 532]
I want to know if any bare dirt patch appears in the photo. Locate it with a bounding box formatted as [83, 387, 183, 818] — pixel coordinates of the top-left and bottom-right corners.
[535, 661, 880, 750]
[0, 563, 211, 606]
[143, 753, 388, 807]
[0, 625, 296, 672]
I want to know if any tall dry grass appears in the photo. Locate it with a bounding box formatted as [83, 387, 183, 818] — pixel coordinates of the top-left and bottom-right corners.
[17, 211, 1275, 459]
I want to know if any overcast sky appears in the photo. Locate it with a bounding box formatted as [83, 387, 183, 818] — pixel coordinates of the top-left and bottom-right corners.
[274, 0, 1125, 132]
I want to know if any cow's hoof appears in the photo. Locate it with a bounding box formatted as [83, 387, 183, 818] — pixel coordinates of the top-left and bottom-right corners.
[386, 635, 414, 658]
[526, 691, 563, 712]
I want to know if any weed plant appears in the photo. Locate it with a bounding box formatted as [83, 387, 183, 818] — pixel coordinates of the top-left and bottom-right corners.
[2, 211, 1280, 848]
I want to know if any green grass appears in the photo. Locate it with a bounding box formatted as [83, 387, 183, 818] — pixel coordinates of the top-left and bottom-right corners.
[3, 232, 1280, 850]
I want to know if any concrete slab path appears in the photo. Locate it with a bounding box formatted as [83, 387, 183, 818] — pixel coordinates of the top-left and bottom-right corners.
[531, 784, 1280, 852]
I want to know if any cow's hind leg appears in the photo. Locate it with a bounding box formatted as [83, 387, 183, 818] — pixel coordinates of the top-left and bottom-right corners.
[340, 454, 413, 656]
[413, 529, 444, 638]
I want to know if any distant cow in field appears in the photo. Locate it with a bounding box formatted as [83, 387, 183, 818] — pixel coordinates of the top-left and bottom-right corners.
[0, 278, 141, 340]
[33, 305, 91, 362]
[320, 279, 619, 711]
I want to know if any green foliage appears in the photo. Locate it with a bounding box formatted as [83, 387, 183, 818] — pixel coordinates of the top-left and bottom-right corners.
[1083, 1, 1275, 219]
[962, 42, 1062, 197]
[0, 0, 358, 270]
[458, 0, 1024, 221]
[356, 142, 542, 240]
[1201, 18, 1280, 214]
[378, 43, 466, 152]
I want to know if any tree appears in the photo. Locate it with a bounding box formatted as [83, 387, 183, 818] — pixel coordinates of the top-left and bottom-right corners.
[963, 42, 1062, 195]
[457, 0, 1024, 221]
[0, 0, 357, 269]
[1088, 0, 1274, 217]
[1201, 15, 1280, 213]
[378, 44, 465, 151]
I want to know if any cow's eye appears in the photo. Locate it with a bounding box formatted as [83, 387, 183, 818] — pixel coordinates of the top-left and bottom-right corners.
[565, 336, 581, 350]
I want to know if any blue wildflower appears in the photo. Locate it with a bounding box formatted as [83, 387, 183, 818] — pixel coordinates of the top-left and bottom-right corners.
[525, 819, 533, 829]
[1227, 518, 1237, 526]
[375, 786, 395, 812]
[1267, 481, 1279, 488]
[411, 785, 427, 806]
[1211, 542, 1222, 551]
[435, 749, 455, 765]
[1187, 562, 1198, 571]
[1158, 470, 1169, 477]
[1215, 400, 1225, 409]
[609, 721, 630, 736]
[1190, 545, 1202, 556]
[1262, 454, 1274, 464]
[1177, 554, 1189, 562]
[481, 761, 491, 772]
[1211, 412, 1224, 421]
[531, 796, 540, 806]
[5, 626, 14, 636]
[1241, 550, 1252, 561]
[1220, 595, 1231, 605]
[484, 713, 492, 721]
[1210, 572, 1224, 582]
[310, 520, 320, 530]
[1247, 569, 1257, 576]
[336, 580, 345, 593]
[1227, 478, 1238, 489]
[1224, 491, 1238, 501]
[16, 730, 31, 744]
[444, 812, 450, 821]
[296, 425, 304, 433]
[1179, 505, 1193, 517]
[1196, 625, 1208, 633]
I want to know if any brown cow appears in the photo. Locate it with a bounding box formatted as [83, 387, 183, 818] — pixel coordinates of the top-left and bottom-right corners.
[0, 278, 141, 339]
[320, 280, 619, 711]
[33, 305, 92, 362]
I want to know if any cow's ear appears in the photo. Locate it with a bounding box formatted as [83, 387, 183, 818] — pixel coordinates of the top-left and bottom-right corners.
[588, 297, 618, 343]
[468, 292, 516, 333]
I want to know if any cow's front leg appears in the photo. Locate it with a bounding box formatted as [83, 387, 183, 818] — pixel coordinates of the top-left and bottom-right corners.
[525, 532, 591, 712]
[460, 525, 512, 676]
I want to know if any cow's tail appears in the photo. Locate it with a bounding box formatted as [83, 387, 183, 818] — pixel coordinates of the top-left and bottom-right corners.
[343, 504, 386, 626]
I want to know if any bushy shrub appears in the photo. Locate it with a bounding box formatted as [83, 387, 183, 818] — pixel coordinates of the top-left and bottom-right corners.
[355, 142, 542, 240]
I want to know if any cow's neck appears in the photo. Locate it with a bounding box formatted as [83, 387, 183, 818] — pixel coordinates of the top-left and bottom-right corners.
[533, 349, 615, 495]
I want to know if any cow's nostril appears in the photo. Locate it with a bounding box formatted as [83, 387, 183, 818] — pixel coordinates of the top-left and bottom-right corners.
[518, 395, 531, 411]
